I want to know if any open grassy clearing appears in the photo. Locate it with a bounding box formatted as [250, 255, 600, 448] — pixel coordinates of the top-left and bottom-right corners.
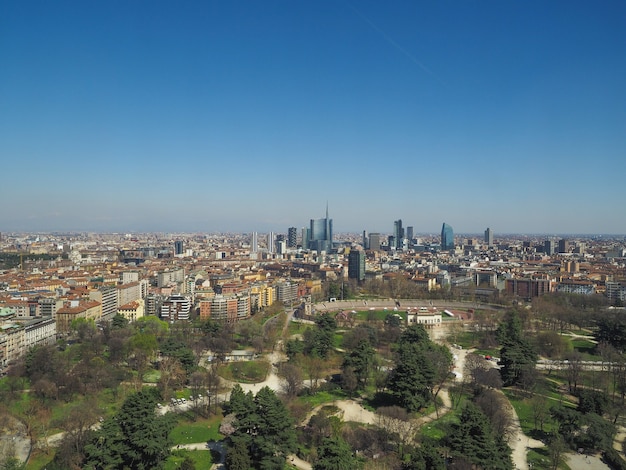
[164, 449, 213, 470]
[171, 414, 224, 445]
[218, 359, 270, 383]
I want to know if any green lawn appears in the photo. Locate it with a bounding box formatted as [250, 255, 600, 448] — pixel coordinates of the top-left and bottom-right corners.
[143, 368, 161, 383]
[354, 309, 407, 322]
[218, 360, 270, 383]
[296, 389, 348, 408]
[164, 449, 214, 470]
[171, 415, 224, 445]
[570, 339, 600, 360]
[25, 449, 55, 470]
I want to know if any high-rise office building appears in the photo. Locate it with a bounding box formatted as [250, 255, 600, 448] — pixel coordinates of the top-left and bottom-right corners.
[406, 226, 414, 243]
[369, 233, 381, 251]
[558, 239, 571, 253]
[251, 232, 258, 253]
[393, 219, 404, 250]
[308, 205, 333, 252]
[174, 240, 184, 255]
[362, 230, 369, 250]
[484, 227, 493, 247]
[441, 223, 454, 250]
[348, 249, 366, 281]
[544, 239, 555, 255]
[287, 227, 298, 248]
[268, 232, 275, 254]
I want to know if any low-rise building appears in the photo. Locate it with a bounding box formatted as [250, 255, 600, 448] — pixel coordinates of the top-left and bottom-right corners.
[118, 299, 145, 323]
[406, 307, 442, 329]
[56, 300, 102, 334]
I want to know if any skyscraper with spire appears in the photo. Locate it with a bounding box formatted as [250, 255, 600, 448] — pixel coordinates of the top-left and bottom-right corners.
[308, 204, 333, 252]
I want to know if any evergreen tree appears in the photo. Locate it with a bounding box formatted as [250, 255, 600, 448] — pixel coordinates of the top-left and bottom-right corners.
[446, 402, 512, 469]
[497, 310, 537, 387]
[403, 438, 445, 470]
[225, 435, 252, 470]
[252, 386, 297, 468]
[226, 386, 296, 469]
[85, 389, 174, 470]
[386, 325, 451, 412]
[313, 436, 360, 470]
[342, 339, 375, 388]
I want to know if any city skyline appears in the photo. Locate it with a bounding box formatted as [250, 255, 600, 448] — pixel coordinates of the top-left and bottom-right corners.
[1, 1, 625, 234]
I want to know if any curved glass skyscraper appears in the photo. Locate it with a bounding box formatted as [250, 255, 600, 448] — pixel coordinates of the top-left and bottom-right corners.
[308, 205, 333, 252]
[441, 223, 454, 250]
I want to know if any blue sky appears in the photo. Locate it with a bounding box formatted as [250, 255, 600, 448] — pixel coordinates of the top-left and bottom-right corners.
[1, 1, 625, 235]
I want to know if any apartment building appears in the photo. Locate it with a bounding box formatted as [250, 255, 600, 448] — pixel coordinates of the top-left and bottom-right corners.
[56, 300, 102, 334]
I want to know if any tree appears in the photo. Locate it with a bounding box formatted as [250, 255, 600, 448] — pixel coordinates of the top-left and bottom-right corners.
[387, 325, 451, 412]
[445, 402, 512, 469]
[179, 456, 196, 470]
[342, 339, 375, 388]
[85, 388, 175, 470]
[304, 313, 337, 359]
[226, 386, 297, 469]
[225, 435, 252, 470]
[403, 438, 445, 470]
[596, 313, 626, 351]
[530, 394, 550, 432]
[251, 387, 297, 468]
[301, 354, 326, 390]
[497, 310, 537, 387]
[158, 356, 185, 399]
[474, 389, 513, 439]
[547, 434, 567, 470]
[341, 367, 358, 398]
[376, 406, 418, 453]
[112, 314, 129, 329]
[279, 362, 303, 398]
[565, 351, 584, 393]
[57, 399, 99, 458]
[313, 436, 360, 470]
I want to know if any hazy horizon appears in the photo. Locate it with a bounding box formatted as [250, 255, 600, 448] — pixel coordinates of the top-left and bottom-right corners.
[2, 1, 624, 234]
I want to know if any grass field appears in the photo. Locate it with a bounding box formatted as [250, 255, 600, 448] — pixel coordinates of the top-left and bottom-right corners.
[171, 415, 224, 445]
[297, 389, 348, 408]
[218, 360, 270, 383]
[570, 339, 600, 360]
[164, 449, 213, 470]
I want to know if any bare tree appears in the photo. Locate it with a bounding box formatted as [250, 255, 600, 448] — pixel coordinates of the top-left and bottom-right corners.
[278, 362, 303, 398]
[376, 406, 419, 452]
[565, 351, 583, 393]
[158, 356, 185, 399]
[474, 389, 513, 439]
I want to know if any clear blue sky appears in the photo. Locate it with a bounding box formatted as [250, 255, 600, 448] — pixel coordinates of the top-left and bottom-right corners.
[1, 1, 625, 235]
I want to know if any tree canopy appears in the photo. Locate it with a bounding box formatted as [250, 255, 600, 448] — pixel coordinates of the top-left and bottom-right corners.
[225, 385, 297, 469]
[386, 325, 452, 412]
[84, 388, 175, 470]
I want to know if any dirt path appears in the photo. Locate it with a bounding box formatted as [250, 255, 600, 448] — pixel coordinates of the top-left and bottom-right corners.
[505, 397, 545, 470]
[0, 415, 31, 466]
[303, 399, 377, 426]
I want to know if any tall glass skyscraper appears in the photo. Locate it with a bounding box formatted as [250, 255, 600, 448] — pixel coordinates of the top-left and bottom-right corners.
[484, 227, 493, 247]
[441, 223, 454, 250]
[348, 249, 366, 281]
[308, 205, 333, 252]
[393, 219, 404, 250]
[287, 227, 298, 248]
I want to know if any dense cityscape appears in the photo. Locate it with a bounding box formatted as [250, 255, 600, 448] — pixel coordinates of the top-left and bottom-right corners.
[2, 1, 625, 468]
[2, 210, 626, 468]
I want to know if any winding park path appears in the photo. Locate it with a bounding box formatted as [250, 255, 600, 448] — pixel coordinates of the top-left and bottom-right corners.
[10, 300, 622, 470]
